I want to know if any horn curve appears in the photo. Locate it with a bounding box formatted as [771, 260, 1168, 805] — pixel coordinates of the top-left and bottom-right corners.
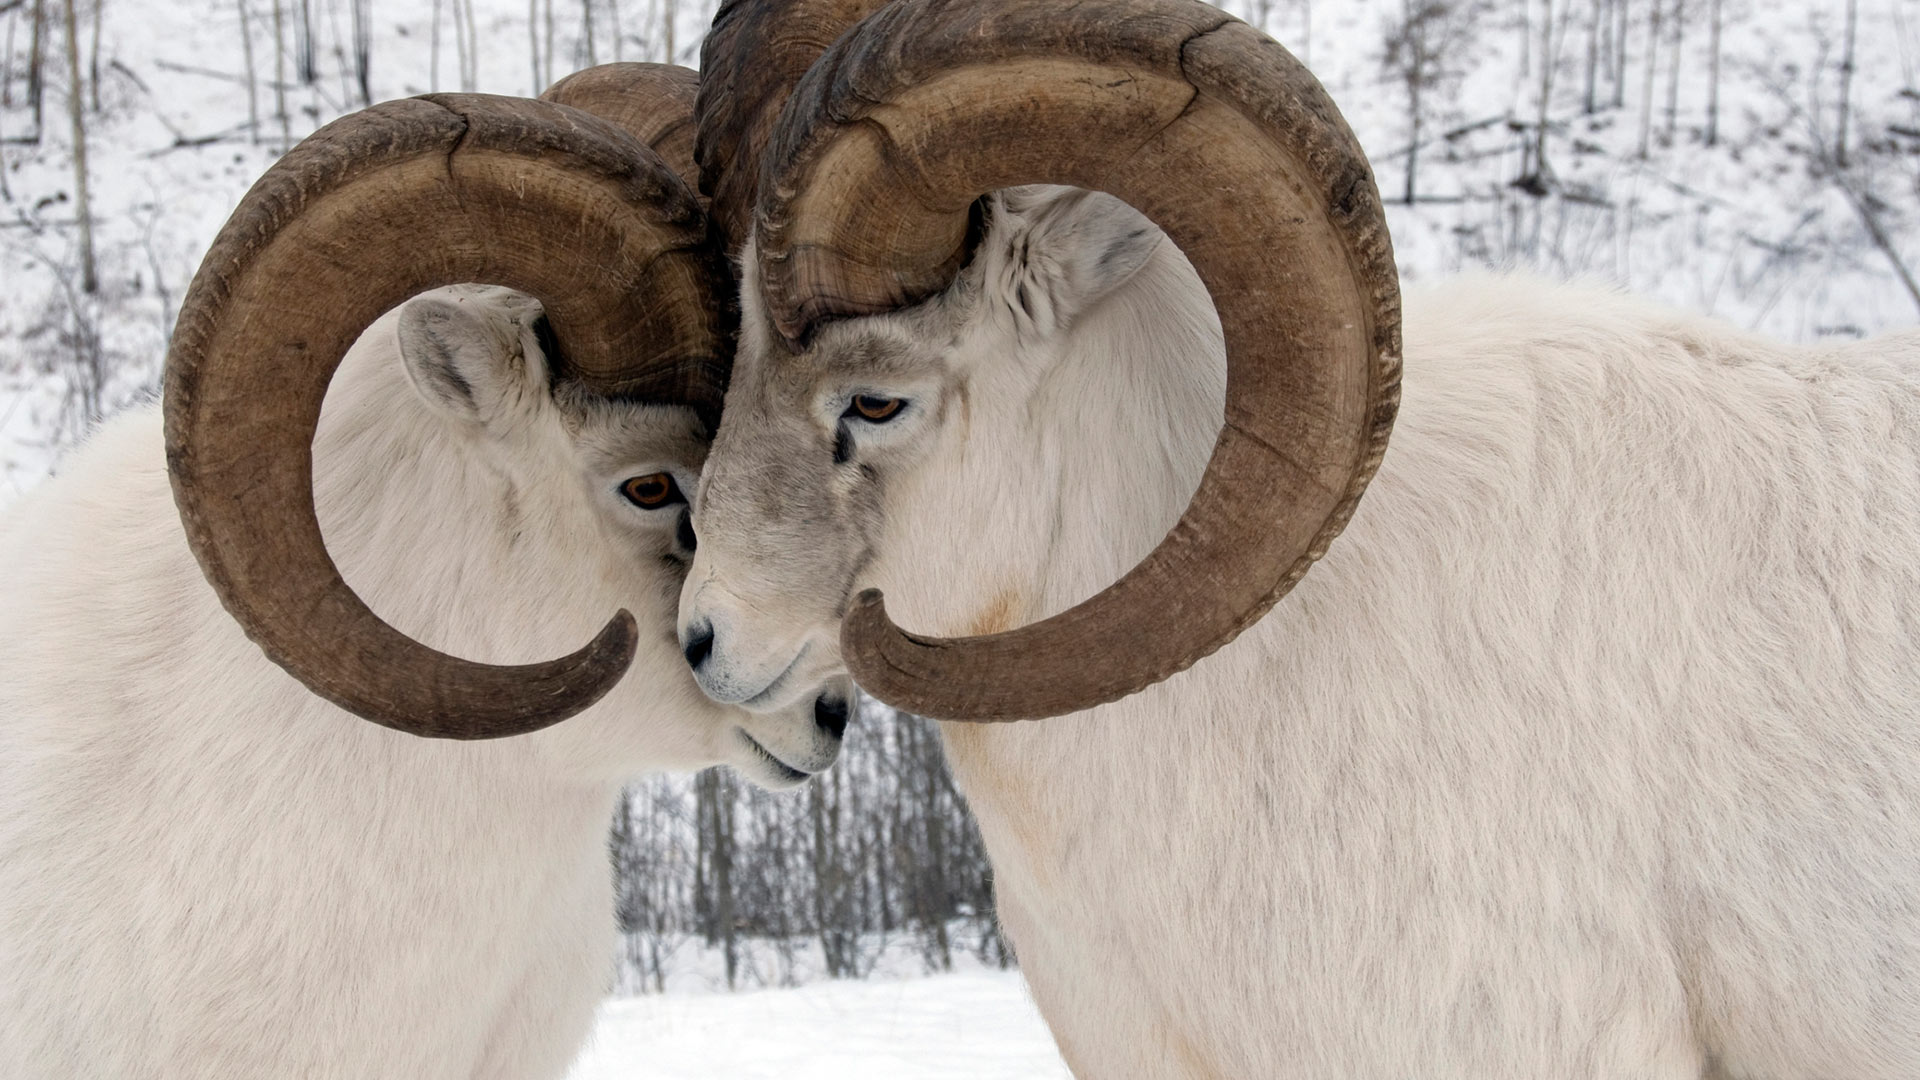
[165, 92, 727, 738]
[695, 0, 893, 257]
[750, 0, 1401, 719]
[542, 62, 703, 196]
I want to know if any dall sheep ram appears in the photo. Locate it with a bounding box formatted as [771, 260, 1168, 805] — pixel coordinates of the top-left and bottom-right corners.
[676, 0, 1920, 1075]
[1, 71, 846, 1079]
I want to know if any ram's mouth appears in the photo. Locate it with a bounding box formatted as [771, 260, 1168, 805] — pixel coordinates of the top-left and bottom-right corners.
[736, 729, 812, 784]
[737, 643, 812, 711]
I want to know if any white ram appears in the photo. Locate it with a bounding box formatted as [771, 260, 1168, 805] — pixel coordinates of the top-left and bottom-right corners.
[681, 0, 1920, 1074]
[0, 284, 847, 1079]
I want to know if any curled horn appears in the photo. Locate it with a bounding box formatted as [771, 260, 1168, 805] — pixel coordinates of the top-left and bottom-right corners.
[542, 62, 703, 195]
[694, 0, 895, 257]
[165, 88, 727, 738]
[749, 0, 1402, 719]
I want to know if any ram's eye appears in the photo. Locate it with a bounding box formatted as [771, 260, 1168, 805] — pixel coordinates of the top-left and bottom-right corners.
[846, 395, 906, 422]
[620, 472, 682, 509]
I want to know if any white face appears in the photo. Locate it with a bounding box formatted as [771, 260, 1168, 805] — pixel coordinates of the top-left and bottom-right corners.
[679, 188, 1181, 714]
[393, 285, 850, 787]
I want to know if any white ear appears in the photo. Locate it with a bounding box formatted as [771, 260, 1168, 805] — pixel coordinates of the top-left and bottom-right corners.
[396, 290, 541, 423]
[982, 185, 1164, 340]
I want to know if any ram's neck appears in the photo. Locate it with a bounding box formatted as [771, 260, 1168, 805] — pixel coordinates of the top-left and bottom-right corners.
[313, 326, 564, 669]
[1033, 239, 1226, 628]
[935, 238, 1225, 875]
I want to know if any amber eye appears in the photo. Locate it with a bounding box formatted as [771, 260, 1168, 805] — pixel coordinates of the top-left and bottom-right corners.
[620, 472, 681, 509]
[847, 395, 905, 422]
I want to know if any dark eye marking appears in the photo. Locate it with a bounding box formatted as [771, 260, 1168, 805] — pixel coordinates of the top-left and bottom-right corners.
[620, 472, 684, 509]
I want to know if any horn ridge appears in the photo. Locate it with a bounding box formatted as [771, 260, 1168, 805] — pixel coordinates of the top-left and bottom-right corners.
[540, 62, 705, 192]
[695, 0, 896, 257]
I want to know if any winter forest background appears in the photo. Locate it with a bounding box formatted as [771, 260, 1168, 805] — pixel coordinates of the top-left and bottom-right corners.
[0, 0, 1915, 1034]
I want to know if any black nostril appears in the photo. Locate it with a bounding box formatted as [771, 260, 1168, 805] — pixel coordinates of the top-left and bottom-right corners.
[683, 623, 714, 670]
[814, 696, 850, 740]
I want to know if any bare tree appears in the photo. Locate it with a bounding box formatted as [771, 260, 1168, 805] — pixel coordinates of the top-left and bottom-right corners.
[605, 697, 1007, 992]
[1760, 46, 1920, 319]
[811, 765, 854, 978]
[449, 0, 469, 91]
[1612, 0, 1628, 108]
[1517, 0, 1530, 78]
[1836, 175, 1920, 316]
[60, 0, 93, 293]
[527, 0, 539, 92]
[0, 22, 9, 202]
[294, 0, 314, 85]
[20, 248, 113, 439]
[1529, 0, 1563, 190]
[1662, 0, 1686, 145]
[1637, 0, 1662, 157]
[700, 770, 739, 988]
[238, 0, 259, 143]
[272, 0, 289, 150]
[1582, 0, 1600, 113]
[84, 0, 95, 111]
[3, 7, 17, 112]
[580, 0, 596, 66]
[1382, 0, 1482, 204]
[462, 0, 477, 91]
[1836, 0, 1858, 167]
[1704, 0, 1723, 145]
[349, 0, 369, 105]
[26, 0, 45, 143]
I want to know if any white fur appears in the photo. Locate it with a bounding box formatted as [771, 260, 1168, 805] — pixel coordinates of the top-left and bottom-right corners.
[687, 188, 1920, 1077]
[0, 287, 843, 1079]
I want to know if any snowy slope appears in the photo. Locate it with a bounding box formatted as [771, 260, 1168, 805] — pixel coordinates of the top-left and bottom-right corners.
[568, 971, 1071, 1080]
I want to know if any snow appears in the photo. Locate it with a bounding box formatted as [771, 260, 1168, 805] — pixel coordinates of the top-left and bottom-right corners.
[568, 971, 1072, 1080]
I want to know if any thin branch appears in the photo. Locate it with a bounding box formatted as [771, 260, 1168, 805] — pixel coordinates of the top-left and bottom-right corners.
[1832, 176, 1920, 315]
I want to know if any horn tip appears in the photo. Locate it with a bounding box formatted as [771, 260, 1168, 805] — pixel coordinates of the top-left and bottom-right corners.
[595, 609, 642, 669]
[841, 589, 894, 661]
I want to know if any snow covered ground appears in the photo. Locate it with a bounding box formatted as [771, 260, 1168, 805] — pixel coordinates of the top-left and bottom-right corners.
[568, 971, 1071, 1080]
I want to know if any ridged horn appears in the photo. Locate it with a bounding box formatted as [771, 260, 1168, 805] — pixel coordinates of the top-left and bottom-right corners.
[165, 92, 727, 738]
[695, 0, 894, 257]
[754, 0, 1402, 719]
[541, 62, 703, 198]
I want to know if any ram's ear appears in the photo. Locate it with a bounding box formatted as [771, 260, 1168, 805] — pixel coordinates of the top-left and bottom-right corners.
[396, 289, 543, 424]
[981, 185, 1164, 340]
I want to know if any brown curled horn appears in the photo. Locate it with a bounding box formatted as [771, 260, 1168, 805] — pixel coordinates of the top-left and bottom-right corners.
[695, 0, 894, 256]
[752, 0, 1401, 719]
[543, 62, 733, 426]
[165, 93, 728, 738]
[542, 62, 703, 197]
